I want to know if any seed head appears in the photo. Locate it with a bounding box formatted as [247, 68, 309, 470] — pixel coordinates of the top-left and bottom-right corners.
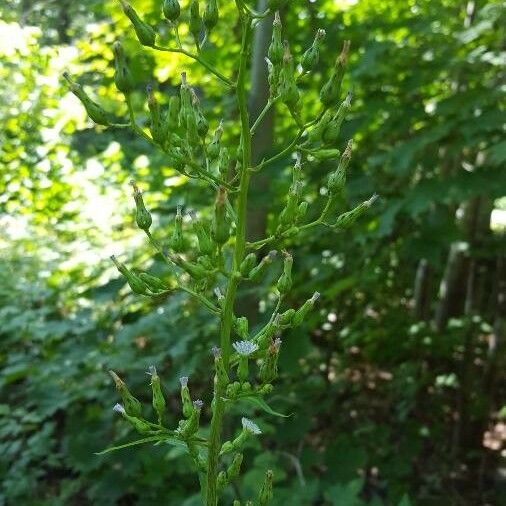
[193, 399, 204, 409]
[179, 376, 189, 387]
[232, 340, 258, 356]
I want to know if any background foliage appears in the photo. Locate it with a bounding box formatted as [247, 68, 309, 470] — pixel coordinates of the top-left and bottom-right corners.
[1, 0, 505, 504]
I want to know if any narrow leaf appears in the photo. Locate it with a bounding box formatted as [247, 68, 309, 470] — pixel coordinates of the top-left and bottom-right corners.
[238, 395, 291, 417]
[96, 435, 183, 455]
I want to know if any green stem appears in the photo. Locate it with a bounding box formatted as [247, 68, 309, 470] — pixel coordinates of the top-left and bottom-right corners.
[251, 96, 278, 136]
[153, 45, 234, 87]
[205, 8, 253, 505]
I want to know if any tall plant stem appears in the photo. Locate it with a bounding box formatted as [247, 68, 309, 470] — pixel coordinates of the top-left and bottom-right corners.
[205, 7, 253, 505]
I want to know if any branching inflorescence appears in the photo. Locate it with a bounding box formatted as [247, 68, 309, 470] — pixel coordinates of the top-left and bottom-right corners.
[64, 0, 377, 504]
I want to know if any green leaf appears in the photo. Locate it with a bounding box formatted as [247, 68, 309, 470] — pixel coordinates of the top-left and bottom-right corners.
[236, 395, 291, 418]
[397, 494, 412, 506]
[95, 435, 184, 455]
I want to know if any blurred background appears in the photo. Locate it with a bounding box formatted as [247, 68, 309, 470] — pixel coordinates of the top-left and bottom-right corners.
[0, 0, 505, 505]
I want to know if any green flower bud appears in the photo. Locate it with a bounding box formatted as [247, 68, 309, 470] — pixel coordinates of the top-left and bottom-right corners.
[212, 346, 230, 388]
[190, 89, 209, 137]
[217, 470, 228, 491]
[179, 73, 192, 125]
[297, 201, 308, 221]
[179, 376, 193, 418]
[173, 255, 209, 279]
[292, 292, 320, 326]
[255, 315, 281, 349]
[138, 272, 167, 293]
[279, 181, 302, 228]
[320, 40, 350, 106]
[328, 139, 352, 193]
[186, 109, 200, 149]
[257, 383, 274, 395]
[301, 28, 325, 72]
[218, 147, 230, 179]
[62, 72, 109, 125]
[220, 417, 261, 455]
[334, 194, 378, 229]
[130, 180, 152, 231]
[239, 253, 257, 277]
[148, 365, 166, 424]
[178, 399, 203, 438]
[113, 404, 153, 433]
[212, 187, 230, 245]
[226, 381, 241, 398]
[234, 316, 249, 339]
[265, 57, 280, 98]
[203, 0, 218, 31]
[248, 250, 277, 282]
[147, 85, 166, 145]
[189, 0, 202, 46]
[110, 255, 149, 295]
[276, 251, 293, 294]
[170, 205, 185, 252]
[267, 12, 283, 65]
[259, 338, 281, 383]
[109, 370, 142, 417]
[310, 148, 341, 160]
[163, 96, 180, 140]
[322, 92, 352, 145]
[207, 120, 223, 161]
[233, 340, 258, 383]
[162, 0, 180, 21]
[278, 41, 299, 110]
[189, 210, 214, 256]
[119, 0, 156, 47]
[258, 469, 274, 506]
[113, 41, 135, 94]
[227, 453, 243, 481]
[307, 108, 334, 143]
[279, 308, 295, 326]
[240, 381, 252, 393]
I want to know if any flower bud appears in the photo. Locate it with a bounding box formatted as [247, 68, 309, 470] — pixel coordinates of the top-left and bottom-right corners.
[174, 255, 209, 279]
[190, 90, 209, 138]
[233, 501, 241, 506]
[255, 315, 281, 349]
[207, 120, 223, 161]
[178, 399, 203, 438]
[310, 148, 341, 160]
[265, 57, 280, 98]
[119, 0, 156, 47]
[220, 418, 261, 455]
[267, 12, 283, 65]
[320, 40, 350, 106]
[170, 205, 185, 252]
[163, 95, 180, 139]
[130, 180, 152, 232]
[279, 308, 295, 326]
[109, 370, 142, 417]
[62, 72, 109, 125]
[239, 253, 257, 277]
[292, 292, 320, 326]
[113, 41, 135, 94]
[179, 73, 192, 125]
[307, 108, 334, 143]
[162, 0, 180, 21]
[113, 403, 153, 434]
[248, 250, 277, 282]
[297, 201, 308, 221]
[138, 272, 167, 293]
[258, 469, 274, 506]
[334, 194, 378, 229]
[218, 147, 230, 179]
[322, 92, 352, 145]
[203, 0, 218, 31]
[328, 139, 352, 193]
[234, 316, 249, 339]
[227, 453, 243, 481]
[148, 365, 166, 424]
[259, 338, 281, 383]
[110, 255, 149, 295]
[279, 181, 302, 228]
[179, 376, 193, 418]
[147, 85, 166, 145]
[217, 470, 228, 491]
[278, 41, 300, 110]
[212, 346, 230, 388]
[212, 187, 230, 245]
[276, 251, 293, 294]
[301, 29, 325, 72]
[257, 383, 273, 395]
[189, 0, 202, 46]
[189, 210, 214, 256]
[226, 381, 241, 398]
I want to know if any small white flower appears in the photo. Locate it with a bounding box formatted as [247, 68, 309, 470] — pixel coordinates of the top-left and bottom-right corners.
[193, 399, 204, 409]
[242, 417, 261, 435]
[147, 365, 157, 376]
[212, 346, 221, 358]
[113, 403, 125, 415]
[311, 292, 321, 303]
[273, 338, 282, 349]
[179, 376, 189, 387]
[233, 340, 258, 356]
